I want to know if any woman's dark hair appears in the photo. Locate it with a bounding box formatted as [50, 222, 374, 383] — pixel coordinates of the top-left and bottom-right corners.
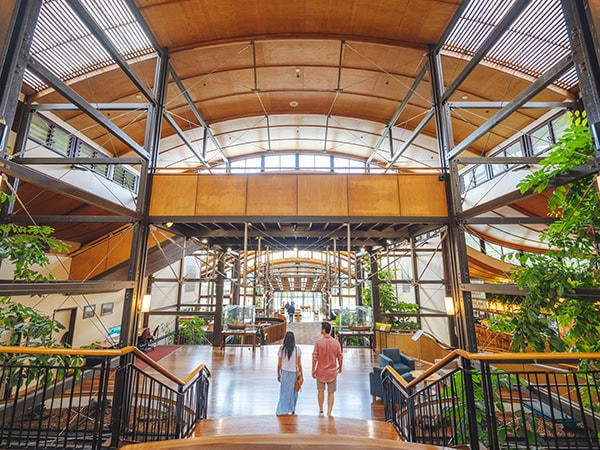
[282, 331, 296, 359]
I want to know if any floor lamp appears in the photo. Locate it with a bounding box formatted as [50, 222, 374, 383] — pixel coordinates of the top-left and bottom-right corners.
[411, 329, 424, 367]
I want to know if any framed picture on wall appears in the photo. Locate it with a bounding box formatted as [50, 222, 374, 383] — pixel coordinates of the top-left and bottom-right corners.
[101, 302, 114, 316]
[83, 304, 95, 319]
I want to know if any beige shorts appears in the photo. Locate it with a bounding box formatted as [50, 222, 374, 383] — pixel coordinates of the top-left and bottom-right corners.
[316, 378, 337, 393]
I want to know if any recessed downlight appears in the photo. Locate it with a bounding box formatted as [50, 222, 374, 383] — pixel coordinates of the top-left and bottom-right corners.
[289, 100, 299, 107]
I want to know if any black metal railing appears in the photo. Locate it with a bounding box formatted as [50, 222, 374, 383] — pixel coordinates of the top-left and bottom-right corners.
[0, 346, 210, 449]
[382, 350, 600, 449]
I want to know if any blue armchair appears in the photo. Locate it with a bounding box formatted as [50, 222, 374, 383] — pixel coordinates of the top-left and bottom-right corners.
[369, 366, 413, 401]
[379, 348, 415, 375]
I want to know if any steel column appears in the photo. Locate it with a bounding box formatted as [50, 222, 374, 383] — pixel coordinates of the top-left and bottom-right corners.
[119, 50, 169, 347]
[369, 250, 381, 325]
[0, 0, 41, 153]
[561, 0, 600, 152]
[429, 48, 477, 352]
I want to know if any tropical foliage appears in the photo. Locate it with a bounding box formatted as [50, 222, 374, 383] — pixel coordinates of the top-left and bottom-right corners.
[491, 111, 600, 356]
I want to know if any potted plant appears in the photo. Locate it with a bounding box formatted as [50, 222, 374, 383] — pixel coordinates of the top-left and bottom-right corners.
[178, 317, 207, 345]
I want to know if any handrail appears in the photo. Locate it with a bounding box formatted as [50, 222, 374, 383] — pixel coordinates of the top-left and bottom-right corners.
[382, 349, 600, 390]
[0, 345, 210, 387]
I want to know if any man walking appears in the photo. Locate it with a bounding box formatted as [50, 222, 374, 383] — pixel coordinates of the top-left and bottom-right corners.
[312, 321, 343, 416]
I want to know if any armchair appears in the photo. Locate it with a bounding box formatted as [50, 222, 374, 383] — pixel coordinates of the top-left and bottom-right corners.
[379, 348, 415, 375]
[369, 366, 414, 401]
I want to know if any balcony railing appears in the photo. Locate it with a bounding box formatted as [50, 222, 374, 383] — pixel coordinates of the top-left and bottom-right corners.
[0, 346, 210, 449]
[381, 350, 600, 449]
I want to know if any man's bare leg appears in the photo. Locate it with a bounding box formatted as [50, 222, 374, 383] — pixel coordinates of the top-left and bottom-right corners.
[318, 391, 324, 413]
[327, 392, 335, 416]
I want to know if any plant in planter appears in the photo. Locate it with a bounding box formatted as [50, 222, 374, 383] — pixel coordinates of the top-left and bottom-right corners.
[490, 111, 600, 360]
[178, 317, 207, 345]
[362, 265, 420, 331]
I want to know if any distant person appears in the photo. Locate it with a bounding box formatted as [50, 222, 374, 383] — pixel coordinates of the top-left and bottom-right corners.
[276, 331, 302, 416]
[288, 302, 295, 322]
[312, 321, 343, 416]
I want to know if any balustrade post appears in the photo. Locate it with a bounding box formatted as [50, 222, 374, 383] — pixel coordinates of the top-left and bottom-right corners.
[480, 361, 499, 450]
[462, 357, 481, 450]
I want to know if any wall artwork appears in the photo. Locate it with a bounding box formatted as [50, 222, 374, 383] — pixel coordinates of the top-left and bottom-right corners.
[101, 302, 114, 316]
[83, 304, 96, 319]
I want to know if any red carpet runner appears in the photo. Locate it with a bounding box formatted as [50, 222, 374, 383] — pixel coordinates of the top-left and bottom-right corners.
[135, 345, 181, 370]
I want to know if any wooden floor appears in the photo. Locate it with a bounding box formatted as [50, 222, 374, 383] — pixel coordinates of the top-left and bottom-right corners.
[144, 343, 384, 420]
[130, 341, 453, 448]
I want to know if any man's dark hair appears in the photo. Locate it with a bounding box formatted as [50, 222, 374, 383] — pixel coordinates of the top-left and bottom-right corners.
[321, 321, 332, 335]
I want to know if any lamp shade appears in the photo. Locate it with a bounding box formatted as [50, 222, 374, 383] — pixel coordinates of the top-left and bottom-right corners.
[444, 296, 455, 315]
[141, 294, 152, 313]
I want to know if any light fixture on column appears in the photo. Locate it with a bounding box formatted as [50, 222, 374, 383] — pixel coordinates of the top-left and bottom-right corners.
[444, 296, 455, 315]
[141, 294, 152, 313]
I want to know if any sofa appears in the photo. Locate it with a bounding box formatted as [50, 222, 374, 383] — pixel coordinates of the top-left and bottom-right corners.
[378, 348, 415, 375]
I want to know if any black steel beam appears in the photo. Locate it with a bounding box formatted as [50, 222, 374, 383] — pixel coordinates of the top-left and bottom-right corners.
[0, 157, 142, 219]
[461, 282, 600, 301]
[14, 157, 144, 165]
[447, 54, 573, 160]
[168, 65, 229, 164]
[449, 101, 575, 110]
[384, 109, 435, 168]
[0, 280, 134, 296]
[163, 111, 210, 167]
[0, 0, 41, 148]
[367, 64, 428, 165]
[7, 214, 134, 223]
[560, 0, 600, 151]
[26, 57, 150, 160]
[464, 216, 556, 225]
[33, 103, 150, 111]
[67, 0, 156, 103]
[457, 158, 600, 221]
[456, 157, 544, 165]
[150, 215, 449, 225]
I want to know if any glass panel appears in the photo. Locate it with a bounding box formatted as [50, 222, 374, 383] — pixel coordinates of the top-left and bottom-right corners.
[29, 114, 51, 144]
[550, 113, 569, 141]
[314, 155, 330, 172]
[263, 154, 280, 170]
[50, 127, 72, 155]
[280, 154, 295, 170]
[473, 164, 488, 186]
[530, 124, 553, 154]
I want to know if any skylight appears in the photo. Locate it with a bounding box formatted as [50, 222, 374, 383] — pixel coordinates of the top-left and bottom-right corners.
[23, 0, 155, 91]
[443, 0, 577, 91]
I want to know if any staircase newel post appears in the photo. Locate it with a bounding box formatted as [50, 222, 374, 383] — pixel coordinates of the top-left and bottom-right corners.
[480, 361, 499, 450]
[462, 357, 481, 450]
[175, 386, 184, 438]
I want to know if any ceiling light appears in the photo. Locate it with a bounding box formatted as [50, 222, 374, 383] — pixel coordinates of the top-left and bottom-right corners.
[461, 95, 468, 100]
[165, 222, 173, 228]
[289, 100, 299, 107]
[202, 238, 208, 244]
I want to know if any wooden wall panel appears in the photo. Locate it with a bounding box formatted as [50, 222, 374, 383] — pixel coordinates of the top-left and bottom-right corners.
[150, 175, 197, 216]
[196, 176, 247, 216]
[398, 175, 448, 216]
[105, 228, 133, 270]
[297, 175, 348, 216]
[347, 175, 400, 216]
[69, 242, 109, 280]
[246, 175, 297, 216]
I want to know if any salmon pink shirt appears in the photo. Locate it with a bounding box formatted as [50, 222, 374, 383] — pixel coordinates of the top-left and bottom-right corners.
[312, 335, 343, 382]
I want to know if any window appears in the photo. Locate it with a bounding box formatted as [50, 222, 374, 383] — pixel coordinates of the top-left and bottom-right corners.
[29, 114, 51, 144]
[530, 124, 553, 155]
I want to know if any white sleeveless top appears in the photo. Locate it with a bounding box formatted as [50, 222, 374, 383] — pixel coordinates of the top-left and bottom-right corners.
[278, 345, 301, 372]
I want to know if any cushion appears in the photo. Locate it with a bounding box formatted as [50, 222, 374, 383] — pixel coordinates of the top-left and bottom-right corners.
[392, 363, 411, 374]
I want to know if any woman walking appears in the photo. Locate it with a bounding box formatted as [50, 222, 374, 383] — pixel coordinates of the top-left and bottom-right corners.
[276, 331, 302, 415]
